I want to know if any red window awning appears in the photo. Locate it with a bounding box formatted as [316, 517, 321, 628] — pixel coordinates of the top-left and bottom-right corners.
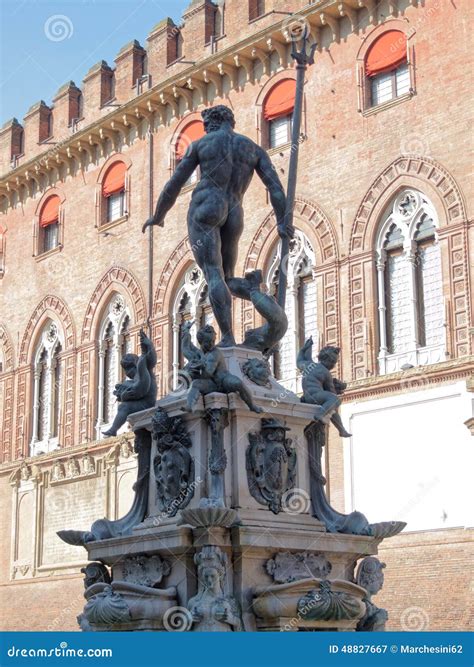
[176, 120, 205, 160]
[263, 79, 296, 121]
[366, 30, 407, 77]
[102, 161, 126, 197]
[40, 195, 60, 227]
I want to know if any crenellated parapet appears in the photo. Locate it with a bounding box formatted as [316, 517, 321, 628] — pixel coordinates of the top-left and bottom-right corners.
[0, 0, 423, 200]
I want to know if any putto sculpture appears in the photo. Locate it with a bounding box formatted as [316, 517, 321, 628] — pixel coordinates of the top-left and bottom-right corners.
[142, 104, 293, 348]
[297, 337, 351, 438]
[102, 329, 157, 437]
[181, 321, 262, 414]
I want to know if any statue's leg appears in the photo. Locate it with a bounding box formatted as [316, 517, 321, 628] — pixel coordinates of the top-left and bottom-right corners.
[187, 380, 216, 412]
[310, 391, 341, 424]
[102, 404, 131, 437]
[189, 216, 235, 346]
[330, 412, 352, 438]
[187, 383, 202, 412]
[221, 206, 251, 300]
[222, 375, 263, 414]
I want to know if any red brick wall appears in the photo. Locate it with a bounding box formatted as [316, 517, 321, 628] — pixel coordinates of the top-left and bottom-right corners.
[0, 0, 472, 632]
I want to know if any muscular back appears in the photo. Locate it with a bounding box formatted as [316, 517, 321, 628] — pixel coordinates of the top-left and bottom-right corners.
[194, 129, 262, 200]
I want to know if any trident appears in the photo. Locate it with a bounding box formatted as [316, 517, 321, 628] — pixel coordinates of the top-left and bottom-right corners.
[277, 25, 317, 309]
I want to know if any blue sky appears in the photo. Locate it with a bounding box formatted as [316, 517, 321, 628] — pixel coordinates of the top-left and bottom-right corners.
[0, 0, 190, 125]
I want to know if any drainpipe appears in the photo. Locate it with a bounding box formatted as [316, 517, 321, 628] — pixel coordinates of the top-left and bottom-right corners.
[147, 113, 155, 333]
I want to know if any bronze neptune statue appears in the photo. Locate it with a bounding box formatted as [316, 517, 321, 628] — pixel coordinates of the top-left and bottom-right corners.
[143, 105, 293, 347]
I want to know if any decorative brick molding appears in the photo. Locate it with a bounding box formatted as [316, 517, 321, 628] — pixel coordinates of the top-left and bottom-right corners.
[0, 373, 14, 462]
[81, 266, 146, 344]
[0, 324, 14, 371]
[350, 156, 467, 253]
[348, 156, 470, 379]
[153, 237, 193, 318]
[19, 295, 76, 365]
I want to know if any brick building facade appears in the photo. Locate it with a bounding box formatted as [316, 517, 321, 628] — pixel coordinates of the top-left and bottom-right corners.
[0, 0, 472, 631]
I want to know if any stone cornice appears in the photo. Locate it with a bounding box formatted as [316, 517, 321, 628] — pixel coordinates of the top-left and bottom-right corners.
[343, 357, 474, 402]
[0, 432, 134, 477]
[0, 0, 416, 198]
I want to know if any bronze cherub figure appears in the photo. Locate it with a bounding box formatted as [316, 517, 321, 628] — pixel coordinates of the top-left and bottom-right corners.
[297, 337, 351, 438]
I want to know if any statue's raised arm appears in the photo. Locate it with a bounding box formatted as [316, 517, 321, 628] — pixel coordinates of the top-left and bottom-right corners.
[142, 150, 199, 233]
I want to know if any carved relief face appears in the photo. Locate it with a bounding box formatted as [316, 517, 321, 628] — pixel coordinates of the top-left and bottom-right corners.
[243, 358, 271, 387]
[202, 567, 220, 592]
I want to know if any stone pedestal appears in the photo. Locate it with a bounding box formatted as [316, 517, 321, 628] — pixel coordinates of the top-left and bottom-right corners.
[70, 348, 397, 632]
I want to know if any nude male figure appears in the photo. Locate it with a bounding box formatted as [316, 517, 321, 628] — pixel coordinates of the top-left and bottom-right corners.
[142, 105, 292, 347]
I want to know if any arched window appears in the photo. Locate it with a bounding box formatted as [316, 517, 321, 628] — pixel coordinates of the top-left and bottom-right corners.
[263, 79, 296, 148]
[39, 195, 61, 254]
[365, 30, 410, 107]
[101, 161, 127, 225]
[96, 294, 131, 438]
[30, 321, 63, 456]
[175, 120, 205, 184]
[266, 230, 317, 390]
[376, 190, 445, 374]
[171, 265, 212, 388]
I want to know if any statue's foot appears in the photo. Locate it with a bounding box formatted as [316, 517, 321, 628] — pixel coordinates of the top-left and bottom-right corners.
[218, 334, 236, 348]
[250, 405, 264, 414]
[339, 429, 352, 438]
[244, 269, 263, 292]
[102, 429, 116, 438]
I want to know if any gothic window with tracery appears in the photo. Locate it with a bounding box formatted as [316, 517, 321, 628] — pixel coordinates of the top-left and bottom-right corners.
[376, 190, 445, 374]
[30, 321, 63, 456]
[266, 229, 318, 391]
[96, 294, 132, 438]
[171, 266, 213, 389]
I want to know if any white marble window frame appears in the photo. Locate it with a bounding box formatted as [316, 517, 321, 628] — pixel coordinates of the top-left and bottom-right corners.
[30, 322, 63, 457]
[95, 295, 132, 439]
[376, 189, 446, 375]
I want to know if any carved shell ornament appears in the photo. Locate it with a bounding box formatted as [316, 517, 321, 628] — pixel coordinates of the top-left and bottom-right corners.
[83, 585, 131, 625]
[298, 581, 363, 621]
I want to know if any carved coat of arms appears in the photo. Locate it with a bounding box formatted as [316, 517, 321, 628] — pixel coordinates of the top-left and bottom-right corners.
[246, 418, 297, 514]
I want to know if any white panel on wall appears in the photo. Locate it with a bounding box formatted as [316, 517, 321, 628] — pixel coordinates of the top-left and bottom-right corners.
[341, 382, 473, 531]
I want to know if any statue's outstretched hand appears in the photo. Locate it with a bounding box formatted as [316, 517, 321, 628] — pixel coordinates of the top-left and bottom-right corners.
[142, 216, 164, 233]
[182, 320, 195, 334]
[302, 336, 313, 350]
